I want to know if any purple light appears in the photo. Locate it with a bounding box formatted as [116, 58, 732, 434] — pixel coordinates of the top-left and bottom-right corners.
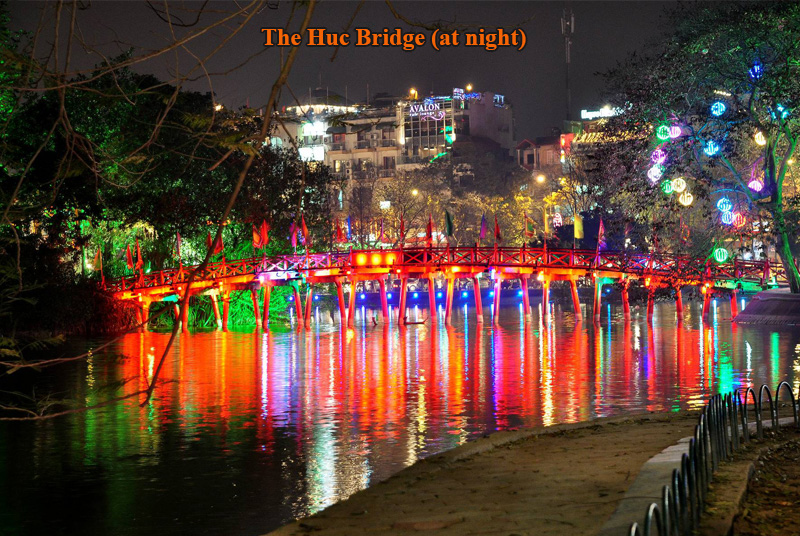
[360, 293, 366, 300]
[651, 148, 666, 165]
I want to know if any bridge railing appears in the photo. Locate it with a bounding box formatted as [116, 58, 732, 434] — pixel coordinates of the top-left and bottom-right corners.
[106, 246, 778, 294]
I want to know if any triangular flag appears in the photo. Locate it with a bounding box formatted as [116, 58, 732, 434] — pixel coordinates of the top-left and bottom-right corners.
[301, 214, 309, 243]
[125, 244, 134, 270]
[346, 216, 352, 241]
[426, 214, 433, 247]
[135, 239, 143, 270]
[597, 218, 607, 251]
[290, 222, 298, 249]
[335, 218, 345, 243]
[574, 214, 584, 240]
[479, 214, 487, 240]
[494, 216, 502, 244]
[252, 223, 263, 250]
[92, 248, 102, 271]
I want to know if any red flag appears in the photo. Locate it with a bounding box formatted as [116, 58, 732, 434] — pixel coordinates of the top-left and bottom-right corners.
[400, 214, 405, 241]
[135, 239, 143, 270]
[252, 223, 263, 249]
[479, 214, 487, 240]
[494, 216, 503, 244]
[290, 222, 297, 249]
[425, 214, 433, 247]
[335, 219, 345, 243]
[261, 220, 270, 247]
[379, 218, 386, 243]
[206, 231, 224, 255]
[597, 218, 607, 251]
[125, 244, 134, 270]
[301, 214, 309, 243]
[92, 248, 102, 271]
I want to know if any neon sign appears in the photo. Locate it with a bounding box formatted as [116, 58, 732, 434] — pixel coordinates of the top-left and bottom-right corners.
[409, 101, 445, 121]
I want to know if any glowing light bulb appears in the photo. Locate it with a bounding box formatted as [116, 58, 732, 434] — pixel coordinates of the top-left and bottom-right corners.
[754, 131, 766, 146]
[704, 140, 720, 156]
[679, 191, 694, 206]
[721, 211, 734, 225]
[713, 247, 729, 263]
[656, 125, 670, 141]
[647, 165, 664, 183]
[710, 101, 726, 116]
[651, 148, 667, 165]
[671, 177, 687, 193]
[716, 197, 733, 212]
[749, 61, 763, 80]
[748, 179, 763, 192]
[661, 180, 674, 194]
[733, 212, 747, 228]
[669, 125, 681, 138]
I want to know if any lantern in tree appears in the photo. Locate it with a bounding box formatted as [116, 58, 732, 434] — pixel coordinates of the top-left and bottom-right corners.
[710, 101, 726, 116]
[754, 131, 766, 146]
[669, 125, 681, 138]
[651, 148, 667, 165]
[721, 211, 734, 225]
[661, 180, 674, 194]
[716, 198, 733, 212]
[713, 247, 729, 263]
[679, 191, 694, 206]
[656, 124, 670, 141]
[648, 165, 665, 183]
[552, 212, 563, 227]
[733, 212, 747, 228]
[704, 140, 720, 156]
[671, 177, 687, 193]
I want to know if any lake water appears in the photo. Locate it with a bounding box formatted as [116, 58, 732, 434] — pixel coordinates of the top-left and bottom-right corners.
[1, 299, 798, 535]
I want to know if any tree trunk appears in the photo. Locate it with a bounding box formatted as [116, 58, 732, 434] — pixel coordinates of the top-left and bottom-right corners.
[777, 224, 800, 293]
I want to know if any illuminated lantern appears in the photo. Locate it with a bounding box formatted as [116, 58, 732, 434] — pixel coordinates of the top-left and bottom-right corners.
[732, 212, 747, 228]
[721, 211, 734, 225]
[552, 212, 563, 227]
[679, 191, 694, 206]
[716, 198, 733, 212]
[656, 125, 670, 141]
[671, 177, 687, 193]
[647, 165, 664, 183]
[749, 60, 763, 80]
[748, 179, 764, 192]
[661, 180, 674, 194]
[356, 253, 368, 265]
[669, 125, 681, 138]
[774, 104, 790, 120]
[370, 253, 383, 265]
[651, 148, 667, 165]
[754, 131, 766, 146]
[704, 140, 720, 156]
[710, 101, 726, 116]
[713, 247, 729, 263]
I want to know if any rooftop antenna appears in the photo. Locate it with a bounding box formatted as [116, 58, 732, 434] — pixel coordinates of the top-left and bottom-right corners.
[561, 6, 575, 121]
[366, 83, 369, 105]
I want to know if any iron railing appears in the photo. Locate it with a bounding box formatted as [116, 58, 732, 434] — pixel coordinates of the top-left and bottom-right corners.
[627, 381, 799, 535]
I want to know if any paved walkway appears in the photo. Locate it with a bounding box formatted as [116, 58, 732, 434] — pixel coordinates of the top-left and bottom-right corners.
[265, 412, 700, 536]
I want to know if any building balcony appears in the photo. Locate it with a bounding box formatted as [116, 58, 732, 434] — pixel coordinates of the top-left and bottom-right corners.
[378, 168, 395, 178]
[328, 143, 346, 152]
[379, 139, 397, 148]
[356, 140, 371, 150]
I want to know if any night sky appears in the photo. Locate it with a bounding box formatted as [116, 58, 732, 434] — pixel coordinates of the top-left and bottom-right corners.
[10, 1, 675, 140]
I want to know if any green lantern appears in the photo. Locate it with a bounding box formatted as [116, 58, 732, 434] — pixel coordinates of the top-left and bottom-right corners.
[661, 180, 674, 194]
[713, 247, 729, 263]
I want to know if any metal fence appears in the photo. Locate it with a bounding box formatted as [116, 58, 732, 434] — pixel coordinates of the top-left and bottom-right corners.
[627, 381, 799, 535]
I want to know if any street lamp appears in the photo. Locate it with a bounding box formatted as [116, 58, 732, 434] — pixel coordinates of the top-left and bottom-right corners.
[536, 174, 546, 183]
[214, 103, 223, 112]
[409, 87, 418, 100]
[466, 84, 473, 92]
[411, 189, 419, 196]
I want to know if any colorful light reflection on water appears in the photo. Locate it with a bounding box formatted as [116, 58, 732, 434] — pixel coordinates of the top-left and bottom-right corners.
[2, 300, 800, 536]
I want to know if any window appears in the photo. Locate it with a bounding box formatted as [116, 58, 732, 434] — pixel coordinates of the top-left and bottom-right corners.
[526, 154, 534, 165]
[383, 156, 396, 169]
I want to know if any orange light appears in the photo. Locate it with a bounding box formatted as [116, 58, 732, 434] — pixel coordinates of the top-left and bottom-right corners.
[645, 278, 650, 287]
[536, 272, 544, 282]
[452, 267, 460, 273]
[385, 254, 397, 265]
[356, 253, 367, 266]
[701, 286, 707, 294]
[370, 253, 382, 265]
[396, 269, 401, 273]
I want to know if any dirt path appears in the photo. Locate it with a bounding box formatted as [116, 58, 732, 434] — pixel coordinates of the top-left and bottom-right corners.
[266, 412, 700, 536]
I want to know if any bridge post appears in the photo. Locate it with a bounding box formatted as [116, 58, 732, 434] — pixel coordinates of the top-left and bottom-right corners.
[292, 284, 303, 329]
[472, 276, 483, 323]
[541, 276, 550, 316]
[378, 277, 389, 323]
[621, 280, 630, 319]
[427, 274, 437, 323]
[173, 304, 181, 326]
[334, 278, 346, 326]
[520, 275, 531, 317]
[674, 286, 683, 315]
[730, 288, 738, 318]
[262, 282, 272, 329]
[222, 292, 230, 332]
[646, 288, 655, 321]
[141, 298, 152, 331]
[569, 278, 581, 316]
[593, 277, 603, 322]
[347, 278, 357, 328]
[251, 289, 262, 330]
[210, 293, 222, 329]
[134, 295, 144, 331]
[492, 276, 502, 326]
[180, 296, 190, 333]
[445, 275, 455, 326]
[702, 287, 712, 319]
[304, 284, 314, 328]
[398, 277, 408, 325]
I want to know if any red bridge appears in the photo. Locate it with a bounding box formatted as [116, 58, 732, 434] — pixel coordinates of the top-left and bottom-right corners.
[109, 246, 779, 331]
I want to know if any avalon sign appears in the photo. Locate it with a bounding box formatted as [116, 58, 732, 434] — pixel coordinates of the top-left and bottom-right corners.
[409, 101, 445, 121]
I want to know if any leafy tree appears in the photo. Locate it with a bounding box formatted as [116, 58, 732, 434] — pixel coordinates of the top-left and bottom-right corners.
[603, 2, 800, 290]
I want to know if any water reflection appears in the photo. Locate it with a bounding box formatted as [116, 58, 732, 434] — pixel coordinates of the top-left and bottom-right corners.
[2, 300, 800, 536]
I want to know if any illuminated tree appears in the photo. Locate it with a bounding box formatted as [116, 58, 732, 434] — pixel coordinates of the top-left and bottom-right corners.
[604, 2, 800, 290]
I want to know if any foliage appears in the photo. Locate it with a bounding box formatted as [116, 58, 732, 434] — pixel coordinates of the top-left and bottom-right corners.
[602, 1, 800, 290]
